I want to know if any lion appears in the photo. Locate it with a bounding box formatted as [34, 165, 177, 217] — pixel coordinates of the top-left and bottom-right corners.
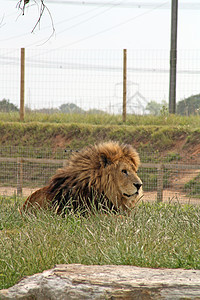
[22, 141, 143, 214]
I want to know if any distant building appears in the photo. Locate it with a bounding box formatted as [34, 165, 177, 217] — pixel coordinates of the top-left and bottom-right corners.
[126, 91, 149, 115]
[109, 91, 149, 115]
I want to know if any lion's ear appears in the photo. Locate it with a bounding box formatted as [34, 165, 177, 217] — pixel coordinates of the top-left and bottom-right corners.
[100, 154, 112, 168]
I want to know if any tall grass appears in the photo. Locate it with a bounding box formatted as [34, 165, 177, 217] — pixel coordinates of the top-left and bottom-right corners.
[1, 196, 200, 290]
[0, 112, 200, 127]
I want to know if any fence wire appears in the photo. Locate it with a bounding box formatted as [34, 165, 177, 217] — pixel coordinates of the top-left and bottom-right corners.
[1, 49, 200, 115]
[0, 146, 199, 204]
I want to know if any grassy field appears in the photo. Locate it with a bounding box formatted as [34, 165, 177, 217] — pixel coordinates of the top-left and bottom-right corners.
[0, 116, 199, 153]
[0, 112, 199, 201]
[1, 196, 200, 290]
[0, 113, 200, 290]
[0, 111, 200, 127]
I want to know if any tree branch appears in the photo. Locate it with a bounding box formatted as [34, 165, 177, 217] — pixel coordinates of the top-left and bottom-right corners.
[16, 0, 55, 38]
[17, 0, 30, 16]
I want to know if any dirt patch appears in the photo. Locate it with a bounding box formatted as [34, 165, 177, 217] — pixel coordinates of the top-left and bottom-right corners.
[170, 169, 200, 188]
[52, 135, 68, 150]
[1, 186, 199, 205]
[0, 187, 37, 198]
[144, 189, 200, 205]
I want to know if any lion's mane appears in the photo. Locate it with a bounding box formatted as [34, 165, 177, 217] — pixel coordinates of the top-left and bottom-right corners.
[22, 141, 143, 214]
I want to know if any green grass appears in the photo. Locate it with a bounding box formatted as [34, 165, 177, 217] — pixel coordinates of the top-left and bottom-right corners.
[0, 120, 199, 153]
[0, 116, 199, 194]
[0, 111, 200, 127]
[0, 112, 199, 160]
[184, 174, 200, 198]
[1, 196, 200, 290]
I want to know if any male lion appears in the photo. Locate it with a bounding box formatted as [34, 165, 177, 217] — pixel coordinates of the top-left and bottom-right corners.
[22, 141, 143, 214]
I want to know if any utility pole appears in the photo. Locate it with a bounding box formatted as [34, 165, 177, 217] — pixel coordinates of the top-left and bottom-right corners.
[123, 49, 127, 122]
[20, 48, 25, 121]
[169, 0, 178, 114]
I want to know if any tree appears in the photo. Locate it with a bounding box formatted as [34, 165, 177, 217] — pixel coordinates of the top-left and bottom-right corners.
[59, 103, 85, 114]
[146, 101, 167, 116]
[87, 108, 106, 114]
[0, 99, 19, 112]
[177, 94, 200, 115]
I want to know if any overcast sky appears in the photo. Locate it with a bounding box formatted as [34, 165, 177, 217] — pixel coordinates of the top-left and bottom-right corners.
[1, 0, 200, 50]
[1, 1, 200, 112]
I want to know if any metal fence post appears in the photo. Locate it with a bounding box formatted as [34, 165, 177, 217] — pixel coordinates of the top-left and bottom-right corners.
[123, 49, 127, 122]
[20, 48, 25, 121]
[169, 0, 178, 114]
[157, 164, 164, 202]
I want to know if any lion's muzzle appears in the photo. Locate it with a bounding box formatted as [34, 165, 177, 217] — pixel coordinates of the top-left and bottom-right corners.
[133, 182, 142, 195]
[123, 182, 143, 198]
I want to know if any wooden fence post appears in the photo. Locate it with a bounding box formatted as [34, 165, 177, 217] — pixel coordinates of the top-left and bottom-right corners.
[157, 164, 164, 202]
[123, 49, 127, 122]
[17, 158, 23, 196]
[20, 48, 25, 121]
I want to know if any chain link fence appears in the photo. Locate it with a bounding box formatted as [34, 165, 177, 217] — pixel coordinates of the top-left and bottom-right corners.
[1, 49, 200, 116]
[0, 146, 199, 204]
[1, 48, 199, 203]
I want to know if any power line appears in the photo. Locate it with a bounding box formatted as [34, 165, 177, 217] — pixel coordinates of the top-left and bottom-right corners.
[1, 0, 120, 45]
[1, 55, 199, 74]
[26, 0, 122, 47]
[58, 1, 168, 48]
[46, 1, 200, 10]
[1, 0, 107, 42]
[1, 0, 199, 45]
[25, 0, 168, 51]
[51, 1, 121, 36]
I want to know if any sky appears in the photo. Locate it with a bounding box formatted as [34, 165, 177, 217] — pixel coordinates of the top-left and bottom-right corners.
[1, 0, 200, 50]
[1, 1, 200, 112]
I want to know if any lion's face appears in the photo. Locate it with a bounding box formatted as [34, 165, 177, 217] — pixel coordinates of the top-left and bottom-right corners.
[111, 160, 143, 210]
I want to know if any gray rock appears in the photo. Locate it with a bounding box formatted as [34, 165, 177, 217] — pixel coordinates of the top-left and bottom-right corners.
[1, 264, 200, 299]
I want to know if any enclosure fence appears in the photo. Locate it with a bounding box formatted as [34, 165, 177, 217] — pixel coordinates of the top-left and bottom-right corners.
[1, 48, 200, 119]
[0, 147, 199, 204]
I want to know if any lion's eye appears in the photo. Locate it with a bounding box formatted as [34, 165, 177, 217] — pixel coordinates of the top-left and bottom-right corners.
[121, 169, 128, 175]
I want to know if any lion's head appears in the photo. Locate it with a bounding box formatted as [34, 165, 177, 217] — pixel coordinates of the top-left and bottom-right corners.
[92, 142, 143, 211]
[22, 141, 143, 214]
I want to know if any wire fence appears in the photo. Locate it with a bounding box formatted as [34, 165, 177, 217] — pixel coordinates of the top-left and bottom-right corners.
[1, 48, 200, 203]
[1, 48, 200, 117]
[0, 146, 199, 204]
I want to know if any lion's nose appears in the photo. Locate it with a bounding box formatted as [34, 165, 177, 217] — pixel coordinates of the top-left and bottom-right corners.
[134, 183, 142, 192]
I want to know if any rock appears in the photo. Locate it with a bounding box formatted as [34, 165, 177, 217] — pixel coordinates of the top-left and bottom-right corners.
[1, 264, 200, 299]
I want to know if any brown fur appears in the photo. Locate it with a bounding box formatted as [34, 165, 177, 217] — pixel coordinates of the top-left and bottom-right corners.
[22, 141, 143, 214]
